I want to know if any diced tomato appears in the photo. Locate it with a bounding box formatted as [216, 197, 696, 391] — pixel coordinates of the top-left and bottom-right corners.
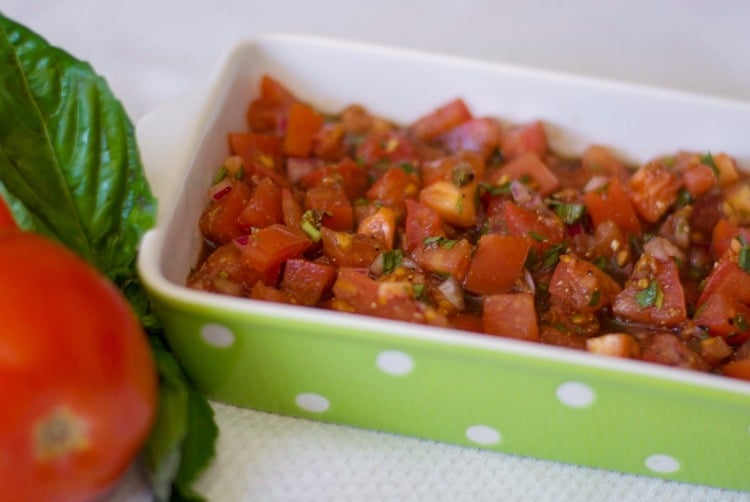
[487, 199, 565, 253]
[245, 75, 297, 133]
[237, 177, 283, 230]
[581, 145, 627, 178]
[421, 153, 484, 188]
[442, 117, 502, 160]
[483, 292, 539, 342]
[628, 160, 681, 223]
[612, 254, 687, 327]
[583, 177, 641, 236]
[356, 131, 419, 166]
[313, 122, 346, 161]
[641, 333, 710, 371]
[404, 199, 444, 253]
[280, 258, 337, 306]
[300, 158, 369, 199]
[714, 152, 740, 186]
[320, 227, 383, 268]
[499, 121, 548, 160]
[332, 268, 444, 325]
[452, 312, 484, 333]
[228, 132, 282, 171]
[721, 359, 750, 381]
[366, 166, 420, 216]
[413, 238, 473, 282]
[187, 243, 259, 296]
[240, 224, 312, 275]
[304, 186, 353, 231]
[491, 153, 559, 196]
[357, 206, 399, 250]
[464, 234, 530, 294]
[681, 162, 716, 198]
[281, 188, 303, 228]
[711, 219, 750, 261]
[199, 180, 253, 244]
[548, 254, 621, 313]
[284, 102, 324, 158]
[697, 254, 750, 306]
[693, 293, 750, 345]
[249, 281, 295, 303]
[410, 98, 472, 141]
[419, 180, 478, 228]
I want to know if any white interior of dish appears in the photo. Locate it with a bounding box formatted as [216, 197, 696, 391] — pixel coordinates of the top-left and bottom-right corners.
[137, 33, 750, 394]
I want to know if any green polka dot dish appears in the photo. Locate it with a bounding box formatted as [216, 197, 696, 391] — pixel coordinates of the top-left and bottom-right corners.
[136, 34, 750, 491]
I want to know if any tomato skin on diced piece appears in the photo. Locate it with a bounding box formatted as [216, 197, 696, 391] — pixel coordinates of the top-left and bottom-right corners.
[409, 98, 472, 142]
[366, 166, 420, 217]
[583, 177, 641, 236]
[300, 158, 369, 200]
[413, 238, 473, 282]
[697, 252, 750, 307]
[499, 121, 548, 160]
[581, 145, 627, 179]
[612, 253, 687, 327]
[464, 234, 531, 295]
[419, 180, 478, 228]
[693, 293, 750, 345]
[280, 258, 337, 306]
[199, 180, 253, 244]
[483, 292, 539, 342]
[284, 102, 325, 158]
[721, 359, 750, 381]
[245, 75, 297, 133]
[357, 206, 399, 251]
[404, 199, 445, 253]
[486, 199, 564, 253]
[237, 177, 283, 231]
[188, 243, 260, 296]
[305, 185, 354, 232]
[320, 227, 383, 268]
[491, 153, 559, 196]
[240, 224, 312, 276]
[628, 160, 681, 223]
[442, 118, 502, 161]
[548, 254, 621, 313]
[711, 219, 750, 261]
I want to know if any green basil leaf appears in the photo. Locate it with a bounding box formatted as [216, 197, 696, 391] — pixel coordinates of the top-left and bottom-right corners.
[0, 13, 156, 316]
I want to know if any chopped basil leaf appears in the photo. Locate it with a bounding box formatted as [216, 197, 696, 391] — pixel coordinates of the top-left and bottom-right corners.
[700, 151, 720, 178]
[479, 181, 512, 196]
[382, 250, 403, 274]
[635, 280, 662, 308]
[423, 236, 457, 249]
[736, 313, 748, 332]
[412, 283, 425, 300]
[541, 242, 567, 269]
[588, 289, 601, 307]
[212, 166, 228, 184]
[592, 256, 608, 270]
[675, 187, 692, 207]
[552, 202, 586, 225]
[528, 231, 547, 242]
[739, 245, 750, 273]
[399, 162, 417, 174]
[451, 162, 474, 187]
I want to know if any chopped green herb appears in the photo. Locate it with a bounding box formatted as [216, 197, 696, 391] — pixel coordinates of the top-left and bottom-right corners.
[234, 166, 245, 180]
[451, 162, 474, 187]
[301, 210, 323, 242]
[382, 250, 403, 274]
[736, 313, 748, 332]
[588, 289, 601, 307]
[634, 280, 662, 308]
[519, 174, 533, 185]
[739, 245, 750, 273]
[423, 236, 457, 249]
[399, 162, 417, 174]
[675, 187, 692, 207]
[541, 242, 567, 269]
[528, 231, 547, 242]
[592, 256, 608, 270]
[412, 283, 425, 300]
[700, 151, 720, 178]
[212, 166, 228, 184]
[479, 181, 512, 196]
[552, 202, 586, 225]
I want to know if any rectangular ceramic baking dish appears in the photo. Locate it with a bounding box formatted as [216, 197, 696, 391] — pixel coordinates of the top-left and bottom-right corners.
[136, 34, 750, 491]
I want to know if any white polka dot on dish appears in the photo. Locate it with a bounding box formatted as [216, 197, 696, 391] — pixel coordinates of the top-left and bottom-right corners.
[295, 392, 330, 413]
[555, 381, 595, 408]
[376, 350, 414, 376]
[465, 424, 502, 445]
[200, 323, 235, 348]
[645, 454, 680, 473]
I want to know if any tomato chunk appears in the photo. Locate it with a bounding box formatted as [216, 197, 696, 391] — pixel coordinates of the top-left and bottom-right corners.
[628, 160, 681, 223]
[442, 118, 502, 160]
[284, 102, 324, 158]
[305, 186, 354, 231]
[414, 238, 473, 282]
[491, 153, 559, 196]
[199, 180, 252, 244]
[320, 227, 383, 268]
[404, 199, 445, 253]
[499, 121, 548, 160]
[483, 293, 539, 342]
[410, 98, 472, 141]
[583, 177, 641, 236]
[693, 293, 750, 345]
[548, 254, 621, 313]
[237, 177, 283, 230]
[240, 224, 312, 274]
[464, 234, 531, 295]
[280, 259, 337, 306]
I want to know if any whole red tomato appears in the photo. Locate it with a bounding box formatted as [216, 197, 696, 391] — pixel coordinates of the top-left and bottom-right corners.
[0, 227, 157, 501]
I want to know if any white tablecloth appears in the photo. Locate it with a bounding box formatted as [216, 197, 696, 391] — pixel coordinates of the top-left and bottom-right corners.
[3, 1, 750, 500]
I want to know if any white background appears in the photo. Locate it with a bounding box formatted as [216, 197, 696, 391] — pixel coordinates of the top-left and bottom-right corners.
[2, 1, 750, 501]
